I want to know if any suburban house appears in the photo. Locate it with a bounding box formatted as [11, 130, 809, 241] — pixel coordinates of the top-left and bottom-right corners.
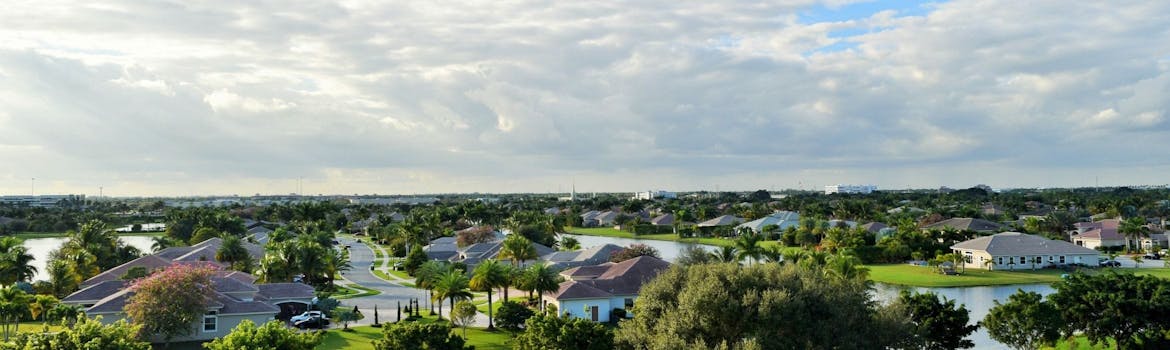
[697, 215, 744, 228]
[543, 244, 624, 270]
[1070, 219, 1128, 250]
[951, 232, 1100, 270]
[580, 211, 601, 227]
[593, 211, 619, 226]
[62, 238, 314, 343]
[923, 217, 1008, 234]
[649, 214, 674, 227]
[736, 211, 800, 233]
[543, 256, 671, 322]
[861, 222, 895, 240]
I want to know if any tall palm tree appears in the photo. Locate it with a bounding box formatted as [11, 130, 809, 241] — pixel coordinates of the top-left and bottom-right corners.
[470, 259, 508, 329]
[430, 270, 472, 320]
[293, 236, 326, 285]
[415, 261, 451, 314]
[523, 264, 562, 312]
[1119, 217, 1150, 252]
[734, 230, 763, 266]
[46, 259, 80, 298]
[215, 234, 250, 271]
[825, 253, 869, 280]
[709, 245, 739, 263]
[151, 236, 180, 253]
[0, 285, 30, 341]
[498, 234, 538, 267]
[322, 247, 352, 289]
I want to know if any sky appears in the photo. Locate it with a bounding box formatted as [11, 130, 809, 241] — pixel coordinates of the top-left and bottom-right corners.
[1, 0, 1169, 197]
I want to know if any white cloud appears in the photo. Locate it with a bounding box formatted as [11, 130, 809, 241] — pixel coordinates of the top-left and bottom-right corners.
[1, 0, 1170, 195]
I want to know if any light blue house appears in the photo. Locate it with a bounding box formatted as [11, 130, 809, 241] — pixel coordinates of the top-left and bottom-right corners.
[542, 256, 670, 322]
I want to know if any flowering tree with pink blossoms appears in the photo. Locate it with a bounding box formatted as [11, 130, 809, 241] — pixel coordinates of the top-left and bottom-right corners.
[124, 263, 217, 345]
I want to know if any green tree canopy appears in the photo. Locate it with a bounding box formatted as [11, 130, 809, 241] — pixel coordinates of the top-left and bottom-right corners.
[896, 290, 978, 350]
[983, 290, 1061, 350]
[516, 313, 615, 350]
[124, 263, 216, 345]
[2, 316, 149, 350]
[204, 319, 322, 350]
[374, 322, 470, 350]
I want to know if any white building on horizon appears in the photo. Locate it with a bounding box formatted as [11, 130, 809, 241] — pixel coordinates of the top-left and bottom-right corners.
[633, 190, 677, 200]
[824, 184, 877, 195]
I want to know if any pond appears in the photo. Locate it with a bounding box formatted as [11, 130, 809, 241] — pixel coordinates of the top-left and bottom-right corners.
[560, 233, 1058, 350]
[22, 236, 156, 282]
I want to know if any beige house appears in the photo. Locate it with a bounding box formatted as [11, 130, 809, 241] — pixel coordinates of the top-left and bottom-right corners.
[1070, 219, 1128, 250]
[951, 232, 1100, 270]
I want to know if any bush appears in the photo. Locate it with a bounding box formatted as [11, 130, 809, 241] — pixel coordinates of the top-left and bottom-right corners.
[496, 300, 536, 333]
[611, 308, 627, 321]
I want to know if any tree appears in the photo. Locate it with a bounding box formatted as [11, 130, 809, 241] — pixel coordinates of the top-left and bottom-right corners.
[189, 227, 220, 245]
[322, 246, 352, 289]
[27, 295, 58, 323]
[709, 245, 739, 263]
[0, 285, 30, 341]
[124, 263, 217, 345]
[499, 234, 538, 266]
[522, 263, 562, 311]
[734, 231, 764, 266]
[3, 316, 149, 350]
[0, 237, 36, 287]
[1048, 272, 1170, 349]
[431, 270, 473, 320]
[374, 321, 471, 350]
[496, 300, 535, 334]
[1119, 216, 1150, 252]
[515, 313, 614, 350]
[151, 235, 181, 253]
[415, 261, 452, 314]
[676, 245, 713, 266]
[896, 290, 978, 350]
[204, 319, 322, 350]
[450, 300, 478, 337]
[215, 234, 251, 272]
[335, 308, 363, 330]
[610, 243, 661, 263]
[983, 290, 1061, 350]
[560, 236, 581, 251]
[614, 263, 909, 349]
[403, 245, 428, 276]
[470, 259, 508, 329]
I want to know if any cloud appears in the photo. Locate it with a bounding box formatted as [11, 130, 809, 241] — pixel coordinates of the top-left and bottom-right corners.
[1, 0, 1170, 195]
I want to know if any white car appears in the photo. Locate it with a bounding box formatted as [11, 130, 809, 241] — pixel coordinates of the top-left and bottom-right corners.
[289, 311, 327, 323]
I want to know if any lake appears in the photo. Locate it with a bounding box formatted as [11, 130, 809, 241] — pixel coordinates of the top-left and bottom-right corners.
[22, 236, 156, 282]
[561, 233, 1056, 350]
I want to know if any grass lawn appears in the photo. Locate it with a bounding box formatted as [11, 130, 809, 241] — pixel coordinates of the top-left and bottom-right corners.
[1045, 336, 1114, 349]
[13, 321, 66, 334]
[317, 315, 511, 350]
[866, 264, 1069, 287]
[334, 284, 380, 299]
[387, 269, 411, 280]
[867, 264, 1170, 287]
[473, 296, 528, 315]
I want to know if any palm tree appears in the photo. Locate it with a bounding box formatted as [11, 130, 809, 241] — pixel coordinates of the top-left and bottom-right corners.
[560, 236, 581, 251]
[215, 235, 250, 271]
[415, 261, 451, 314]
[322, 247, 352, 289]
[470, 259, 508, 329]
[523, 264, 562, 312]
[734, 230, 763, 266]
[1119, 217, 1150, 252]
[0, 237, 36, 287]
[46, 259, 80, 298]
[0, 285, 30, 341]
[430, 270, 473, 320]
[709, 246, 739, 263]
[151, 236, 180, 253]
[498, 234, 538, 267]
[825, 253, 869, 280]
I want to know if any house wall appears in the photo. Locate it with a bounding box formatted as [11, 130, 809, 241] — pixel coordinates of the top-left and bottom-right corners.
[549, 298, 613, 323]
[89, 312, 274, 343]
[956, 249, 1100, 270]
[1073, 238, 1127, 250]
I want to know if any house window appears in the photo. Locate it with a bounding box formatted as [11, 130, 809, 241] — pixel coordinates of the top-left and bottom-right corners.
[203, 311, 217, 332]
[1019, 256, 1026, 264]
[624, 298, 634, 309]
[1060, 256, 1066, 263]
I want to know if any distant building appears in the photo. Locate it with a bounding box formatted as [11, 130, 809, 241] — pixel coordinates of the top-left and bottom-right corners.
[632, 190, 677, 200]
[923, 217, 1008, 233]
[0, 195, 85, 207]
[824, 185, 877, 195]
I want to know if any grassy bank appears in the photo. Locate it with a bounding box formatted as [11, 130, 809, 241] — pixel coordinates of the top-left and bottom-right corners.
[333, 284, 381, 299]
[316, 315, 510, 350]
[868, 264, 1170, 287]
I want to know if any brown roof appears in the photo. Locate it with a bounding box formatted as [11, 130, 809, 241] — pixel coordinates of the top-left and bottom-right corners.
[548, 256, 671, 300]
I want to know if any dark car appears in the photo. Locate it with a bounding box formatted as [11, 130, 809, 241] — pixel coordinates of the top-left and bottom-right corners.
[1143, 254, 1161, 260]
[294, 315, 330, 329]
[1099, 260, 1122, 268]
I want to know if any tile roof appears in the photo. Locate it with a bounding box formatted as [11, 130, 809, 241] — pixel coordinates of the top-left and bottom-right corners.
[923, 218, 1007, 232]
[81, 255, 173, 288]
[212, 276, 259, 293]
[63, 280, 126, 304]
[698, 215, 744, 227]
[650, 214, 674, 226]
[549, 256, 671, 300]
[256, 283, 315, 300]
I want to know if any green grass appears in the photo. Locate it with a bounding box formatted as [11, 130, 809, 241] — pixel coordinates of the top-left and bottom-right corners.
[866, 264, 1070, 287]
[316, 316, 511, 350]
[474, 296, 528, 315]
[1045, 336, 1115, 349]
[387, 269, 411, 280]
[334, 284, 381, 300]
[867, 264, 1170, 287]
[13, 321, 66, 334]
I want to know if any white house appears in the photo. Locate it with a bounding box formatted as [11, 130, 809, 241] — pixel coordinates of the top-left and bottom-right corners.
[1070, 219, 1129, 250]
[543, 256, 671, 322]
[951, 232, 1100, 270]
[824, 185, 876, 195]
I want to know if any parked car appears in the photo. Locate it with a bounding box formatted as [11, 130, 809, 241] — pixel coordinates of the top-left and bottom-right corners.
[1099, 260, 1122, 267]
[1143, 254, 1161, 260]
[294, 315, 330, 329]
[393, 261, 404, 270]
[290, 311, 327, 323]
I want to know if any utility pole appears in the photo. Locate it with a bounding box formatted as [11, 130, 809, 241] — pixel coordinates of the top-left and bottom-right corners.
[31, 177, 35, 196]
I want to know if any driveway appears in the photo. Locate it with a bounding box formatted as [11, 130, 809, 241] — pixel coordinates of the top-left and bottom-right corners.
[335, 237, 427, 324]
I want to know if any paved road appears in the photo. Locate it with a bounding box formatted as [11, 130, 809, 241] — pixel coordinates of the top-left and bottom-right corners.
[335, 237, 427, 323]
